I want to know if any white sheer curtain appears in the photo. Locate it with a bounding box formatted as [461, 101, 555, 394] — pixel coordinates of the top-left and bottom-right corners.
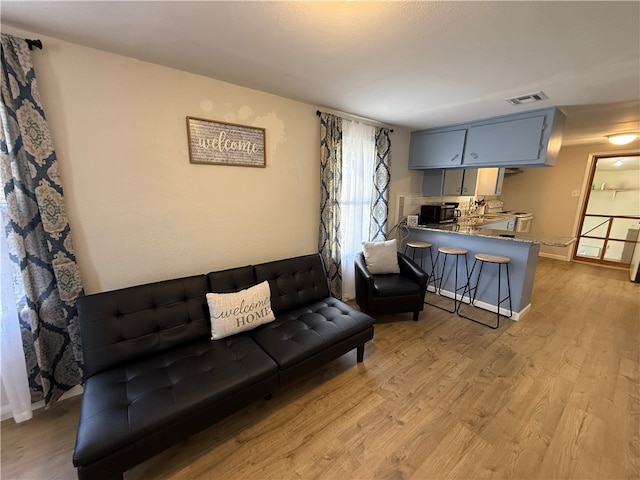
[340, 120, 376, 300]
[0, 226, 32, 423]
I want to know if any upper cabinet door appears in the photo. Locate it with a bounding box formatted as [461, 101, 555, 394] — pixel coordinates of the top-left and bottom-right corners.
[460, 168, 478, 195]
[442, 169, 465, 195]
[463, 115, 546, 166]
[475, 168, 505, 195]
[409, 129, 466, 169]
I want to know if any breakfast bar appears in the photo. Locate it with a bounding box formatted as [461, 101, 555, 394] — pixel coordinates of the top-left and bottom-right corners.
[405, 223, 575, 320]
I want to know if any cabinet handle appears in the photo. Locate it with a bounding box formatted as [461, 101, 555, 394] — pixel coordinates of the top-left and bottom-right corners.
[451, 154, 459, 162]
[470, 152, 479, 159]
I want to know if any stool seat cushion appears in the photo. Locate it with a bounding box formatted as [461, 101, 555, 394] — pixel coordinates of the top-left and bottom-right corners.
[438, 246, 468, 255]
[406, 241, 432, 249]
[475, 253, 511, 263]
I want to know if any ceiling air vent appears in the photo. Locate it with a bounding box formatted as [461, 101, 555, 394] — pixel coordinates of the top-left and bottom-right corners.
[505, 91, 548, 106]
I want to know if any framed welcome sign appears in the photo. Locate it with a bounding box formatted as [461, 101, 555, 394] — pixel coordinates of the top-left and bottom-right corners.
[186, 116, 266, 167]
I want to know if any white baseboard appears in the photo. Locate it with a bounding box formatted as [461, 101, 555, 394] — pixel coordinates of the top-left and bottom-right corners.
[427, 287, 530, 321]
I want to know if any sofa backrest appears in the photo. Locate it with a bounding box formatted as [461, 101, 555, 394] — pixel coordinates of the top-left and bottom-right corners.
[207, 265, 257, 293]
[254, 253, 330, 314]
[78, 275, 210, 378]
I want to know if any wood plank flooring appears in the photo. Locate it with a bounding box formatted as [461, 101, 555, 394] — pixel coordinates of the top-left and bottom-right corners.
[1, 257, 638, 480]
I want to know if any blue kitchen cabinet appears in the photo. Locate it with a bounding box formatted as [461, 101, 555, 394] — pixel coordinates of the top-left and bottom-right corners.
[409, 129, 466, 169]
[423, 168, 503, 197]
[463, 108, 565, 166]
[409, 107, 566, 169]
[423, 168, 476, 196]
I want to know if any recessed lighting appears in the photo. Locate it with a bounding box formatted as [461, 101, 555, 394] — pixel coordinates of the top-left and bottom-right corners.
[606, 133, 639, 145]
[614, 159, 623, 167]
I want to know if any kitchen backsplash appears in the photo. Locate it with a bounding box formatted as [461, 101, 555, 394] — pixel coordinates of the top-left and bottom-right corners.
[395, 193, 500, 225]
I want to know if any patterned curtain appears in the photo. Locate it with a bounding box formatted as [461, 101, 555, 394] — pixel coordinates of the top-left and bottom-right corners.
[0, 34, 84, 406]
[318, 112, 343, 298]
[370, 128, 391, 241]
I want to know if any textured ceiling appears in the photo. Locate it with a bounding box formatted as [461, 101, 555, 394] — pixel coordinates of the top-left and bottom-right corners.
[2, 1, 639, 145]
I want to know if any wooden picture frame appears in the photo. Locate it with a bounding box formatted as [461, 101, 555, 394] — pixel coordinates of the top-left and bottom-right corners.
[186, 116, 266, 167]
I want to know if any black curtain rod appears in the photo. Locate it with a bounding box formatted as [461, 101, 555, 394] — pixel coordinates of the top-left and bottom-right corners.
[26, 39, 42, 50]
[316, 109, 393, 132]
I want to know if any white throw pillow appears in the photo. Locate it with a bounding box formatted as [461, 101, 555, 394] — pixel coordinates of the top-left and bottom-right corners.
[362, 239, 400, 274]
[206, 281, 275, 340]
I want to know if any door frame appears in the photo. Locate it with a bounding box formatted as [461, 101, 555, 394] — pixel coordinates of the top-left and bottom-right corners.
[572, 150, 640, 267]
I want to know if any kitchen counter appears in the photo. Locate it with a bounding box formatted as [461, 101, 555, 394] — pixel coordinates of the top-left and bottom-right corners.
[405, 224, 575, 320]
[410, 222, 576, 247]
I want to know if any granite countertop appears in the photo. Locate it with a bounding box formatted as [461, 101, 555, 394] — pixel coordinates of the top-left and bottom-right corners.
[408, 223, 576, 247]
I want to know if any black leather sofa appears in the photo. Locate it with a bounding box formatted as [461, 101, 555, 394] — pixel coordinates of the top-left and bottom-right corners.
[72, 253, 375, 480]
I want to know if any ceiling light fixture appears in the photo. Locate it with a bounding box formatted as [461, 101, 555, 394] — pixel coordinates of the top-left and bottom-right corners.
[614, 159, 623, 167]
[606, 133, 639, 145]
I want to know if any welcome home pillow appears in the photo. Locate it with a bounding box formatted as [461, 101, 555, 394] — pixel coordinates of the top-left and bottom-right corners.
[206, 281, 275, 340]
[362, 239, 400, 274]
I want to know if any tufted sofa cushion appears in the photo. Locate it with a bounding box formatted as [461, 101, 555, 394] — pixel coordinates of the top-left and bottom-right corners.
[251, 297, 373, 369]
[254, 254, 330, 314]
[73, 335, 278, 467]
[207, 265, 256, 293]
[78, 275, 211, 377]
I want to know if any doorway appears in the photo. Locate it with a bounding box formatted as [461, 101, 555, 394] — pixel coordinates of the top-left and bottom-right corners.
[573, 154, 640, 268]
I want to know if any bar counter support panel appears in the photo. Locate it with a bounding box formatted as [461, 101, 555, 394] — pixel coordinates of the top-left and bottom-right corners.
[407, 229, 540, 320]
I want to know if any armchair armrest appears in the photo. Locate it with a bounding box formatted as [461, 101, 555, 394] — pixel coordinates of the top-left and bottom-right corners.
[355, 252, 374, 285]
[354, 252, 375, 306]
[397, 253, 429, 289]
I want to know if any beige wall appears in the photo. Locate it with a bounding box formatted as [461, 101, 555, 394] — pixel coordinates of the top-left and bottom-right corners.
[500, 140, 640, 259]
[3, 26, 416, 293]
[16, 25, 626, 292]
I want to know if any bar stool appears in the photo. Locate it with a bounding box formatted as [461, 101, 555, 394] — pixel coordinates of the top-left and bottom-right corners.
[404, 241, 436, 283]
[457, 253, 513, 329]
[427, 246, 468, 313]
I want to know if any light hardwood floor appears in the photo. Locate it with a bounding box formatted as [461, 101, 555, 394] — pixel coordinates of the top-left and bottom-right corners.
[2, 257, 638, 480]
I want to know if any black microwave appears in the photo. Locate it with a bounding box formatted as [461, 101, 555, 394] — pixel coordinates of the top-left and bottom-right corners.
[419, 204, 457, 224]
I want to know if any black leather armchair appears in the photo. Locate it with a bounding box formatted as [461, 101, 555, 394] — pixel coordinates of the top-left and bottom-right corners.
[355, 251, 429, 321]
